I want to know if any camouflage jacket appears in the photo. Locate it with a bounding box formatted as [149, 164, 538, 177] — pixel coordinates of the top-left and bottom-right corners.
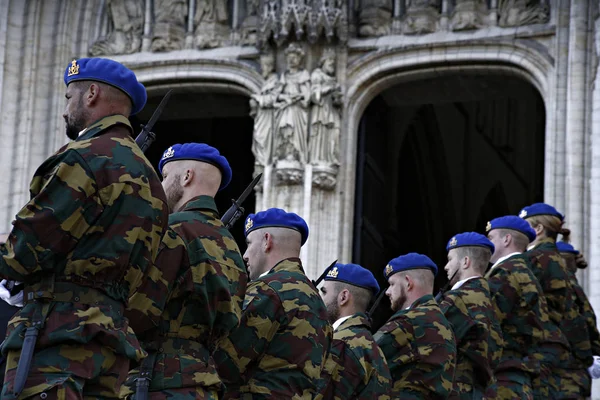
[315, 313, 391, 400]
[213, 258, 332, 399]
[0, 115, 168, 361]
[485, 252, 568, 379]
[126, 195, 247, 391]
[567, 270, 600, 356]
[527, 240, 592, 369]
[374, 294, 457, 400]
[438, 277, 503, 397]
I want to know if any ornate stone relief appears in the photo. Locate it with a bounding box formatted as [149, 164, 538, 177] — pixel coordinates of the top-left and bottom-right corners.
[497, 0, 549, 27]
[450, 0, 488, 31]
[403, 0, 441, 34]
[357, 0, 393, 37]
[89, 0, 144, 56]
[249, 44, 343, 189]
[309, 49, 342, 190]
[258, 0, 348, 46]
[194, 0, 230, 48]
[152, 0, 188, 52]
[241, 0, 260, 45]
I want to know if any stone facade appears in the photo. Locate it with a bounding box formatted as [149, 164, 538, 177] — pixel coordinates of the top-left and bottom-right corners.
[0, 0, 599, 393]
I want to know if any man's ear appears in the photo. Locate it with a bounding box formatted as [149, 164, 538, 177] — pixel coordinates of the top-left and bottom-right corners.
[462, 256, 470, 269]
[405, 274, 412, 291]
[264, 232, 273, 252]
[86, 83, 100, 107]
[182, 169, 194, 187]
[534, 224, 544, 236]
[339, 289, 350, 307]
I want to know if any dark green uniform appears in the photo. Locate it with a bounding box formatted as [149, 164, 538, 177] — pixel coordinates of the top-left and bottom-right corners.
[0, 116, 168, 399]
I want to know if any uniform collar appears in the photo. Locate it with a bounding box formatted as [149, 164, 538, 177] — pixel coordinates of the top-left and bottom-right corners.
[77, 115, 132, 141]
[259, 257, 304, 279]
[451, 275, 480, 290]
[528, 237, 556, 251]
[491, 252, 522, 270]
[333, 315, 352, 331]
[180, 195, 219, 215]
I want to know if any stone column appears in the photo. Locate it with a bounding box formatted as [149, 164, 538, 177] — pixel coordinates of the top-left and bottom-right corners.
[589, 13, 600, 400]
[565, 0, 588, 263]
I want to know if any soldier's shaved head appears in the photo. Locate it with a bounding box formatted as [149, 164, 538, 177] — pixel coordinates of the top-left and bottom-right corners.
[488, 229, 530, 263]
[386, 269, 434, 311]
[320, 281, 373, 323]
[64, 80, 133, 140]
[161, 159, 222, 212]
[244, 227, 303, 281]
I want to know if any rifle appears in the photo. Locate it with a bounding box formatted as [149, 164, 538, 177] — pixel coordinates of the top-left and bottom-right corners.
[435, 270, 458, 302]
[221, 173, 263, 229]
[135, 89, 173, 153]
[311, 259, 338, 288]
[367, 288, 387, 318]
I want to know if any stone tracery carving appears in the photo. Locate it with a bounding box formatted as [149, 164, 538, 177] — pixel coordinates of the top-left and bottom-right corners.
[497, 0, 549, 27]
[151, 0, 188, 52]
[258, 0, 348, 46]
[241, 0, 260, 45]
[89, 0, 144, 56]
[194, 0, 230, 48]
[358, 0, 393, 37]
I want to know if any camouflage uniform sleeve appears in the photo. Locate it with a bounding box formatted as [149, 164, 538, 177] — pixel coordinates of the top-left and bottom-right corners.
[584, 300, 600, 355]
[487, 268, 537, 322]
[126, 228, 187, 334]
[213, 281, 283, 384]
[172, 228, 246, 351]
[0, 150, 98, 281]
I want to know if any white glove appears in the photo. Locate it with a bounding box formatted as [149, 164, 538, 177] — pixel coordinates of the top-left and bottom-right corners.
[588, 355, 600, 379]
[0, 279, 23, 307]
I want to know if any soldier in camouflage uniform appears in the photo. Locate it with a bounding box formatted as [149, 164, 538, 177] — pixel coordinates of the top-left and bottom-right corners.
[213, 208, 332, 399]
[315, 262, 391, 399]
[0, 58, 169, 399]
[374, 253, 456, 399]
[438, 232, 503, 399]
[485, 215, 570, 400]
[557, 241, 600, 397]
[122, 143, 247, 399]
[521, 203, 592, 398]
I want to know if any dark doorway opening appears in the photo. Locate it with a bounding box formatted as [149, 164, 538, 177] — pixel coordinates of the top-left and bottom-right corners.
[354, 73, 546, 329]
[132, 90, 255, 251]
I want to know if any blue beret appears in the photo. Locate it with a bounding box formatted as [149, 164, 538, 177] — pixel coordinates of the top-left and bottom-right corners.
[556, 241, 579, 254]
[323, 263, 380, 296]
[245, 208, 309, 246]
[446, 232, 495, 253]
[487, 215, 536, 242]
[519, 203, 564, 221]
[64, 58, 147, 115]
[158, 143, 232, 191]
[384, 253, 438, 280]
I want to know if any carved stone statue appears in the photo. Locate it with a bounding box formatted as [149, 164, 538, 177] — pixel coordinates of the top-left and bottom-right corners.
[194, 0, 230, 48]
[498, 0, 549, 27]
[250, 52, 282, 169]
[274, 43, 311, 168]
[241, 0, 260, 45]
[358, 0, 393, 37]
[89, 0, 144, 56]
[403, 0, 441, 34]
[152, 0, 188, 52]
[309, 49, 342, 166]
[450, 0, 488, 31]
